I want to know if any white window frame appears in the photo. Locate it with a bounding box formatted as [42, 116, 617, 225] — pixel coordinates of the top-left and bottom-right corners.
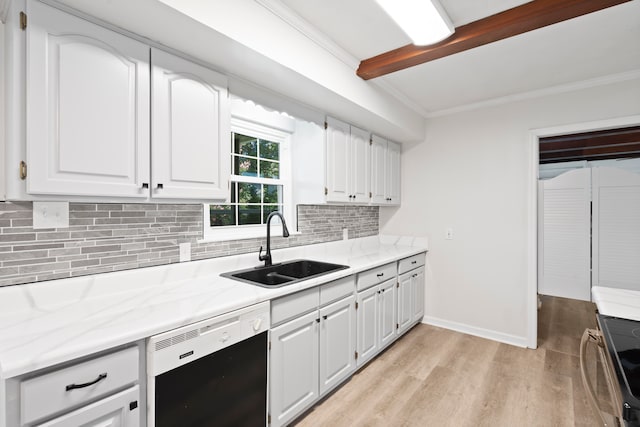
[201, 116, 294, 242]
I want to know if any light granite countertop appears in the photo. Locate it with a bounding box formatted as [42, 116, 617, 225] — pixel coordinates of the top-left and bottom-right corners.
[0, 235, 427, 379]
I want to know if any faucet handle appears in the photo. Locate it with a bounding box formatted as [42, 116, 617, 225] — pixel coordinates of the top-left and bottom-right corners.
[258, 245, 266, 261]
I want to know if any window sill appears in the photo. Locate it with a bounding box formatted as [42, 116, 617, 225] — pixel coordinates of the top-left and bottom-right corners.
[198, 226, 301, 243]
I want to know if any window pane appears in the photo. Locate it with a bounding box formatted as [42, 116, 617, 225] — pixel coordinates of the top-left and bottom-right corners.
[263, 205, 282, 223]
[239, 205, 261, 225]
[259, 139, 279, 161]
[234, 134, 257, 156]
[210, 205, 236, 227]
[260, 160, 279, 179]
[263, 185, 282, 204]
[238, 183, 261, 203]
[234, 156, 258, 176]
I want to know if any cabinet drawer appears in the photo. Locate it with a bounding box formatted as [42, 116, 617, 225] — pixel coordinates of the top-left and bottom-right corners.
[398, 253, 426, 275]
[271, 287, 320, 326]
[357, 263, 397, 291]
[320, 276, 354, 306]
[21, 346, 139, 425]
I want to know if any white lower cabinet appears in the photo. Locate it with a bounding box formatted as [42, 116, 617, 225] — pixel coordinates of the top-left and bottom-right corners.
[270, 310, 320, 427]
[269, 281, 356, 427]
[18, 346, 141, 427]
[412, 267, 425, 323]
[36, 386, 140, 427]
[397, 272, 413, 335]
[356, 278, 397, 367]
[319, 295, 357, 395]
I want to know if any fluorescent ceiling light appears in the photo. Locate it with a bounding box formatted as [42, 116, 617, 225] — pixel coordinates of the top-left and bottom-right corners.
[376, 0, 454, 46]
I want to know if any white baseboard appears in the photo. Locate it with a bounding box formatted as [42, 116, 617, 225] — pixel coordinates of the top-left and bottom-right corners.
[422, 316, 530, 348]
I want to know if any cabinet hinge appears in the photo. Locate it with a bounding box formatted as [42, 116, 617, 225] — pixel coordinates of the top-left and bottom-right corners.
[324, 121, 328, 130]
[396, 282, 399, 288]
[324, 187, 328, 196]
[19, 161, 27, 180]
[355, 302, 358, 310]
[369, 192, 372, 198]
[355, 351, 358, 360]
[19, 12, 27, 30]
[369, 137, 372, 145]
[396, 323, 399, 329]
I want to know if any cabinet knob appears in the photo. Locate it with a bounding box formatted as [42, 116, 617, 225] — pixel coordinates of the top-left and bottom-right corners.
[156, 183, 164, 190]
[141, 183, 149, 189]
[323, 315, 328, 320]
[316, 318, 320, 323]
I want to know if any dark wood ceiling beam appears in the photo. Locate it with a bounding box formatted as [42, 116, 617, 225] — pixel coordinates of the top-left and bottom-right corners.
[357, 0, 632, 80]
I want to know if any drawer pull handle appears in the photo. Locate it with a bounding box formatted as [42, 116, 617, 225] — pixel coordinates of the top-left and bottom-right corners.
[411, 261, 417, 264]
[65, 373, 107, 391]
[377, 273, 384, 277]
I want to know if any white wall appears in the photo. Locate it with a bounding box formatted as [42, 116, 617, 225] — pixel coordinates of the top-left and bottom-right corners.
[380, 78, 640, 346]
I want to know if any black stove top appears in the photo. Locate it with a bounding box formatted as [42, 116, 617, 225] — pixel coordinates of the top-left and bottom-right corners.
[598, 315, 640, 425]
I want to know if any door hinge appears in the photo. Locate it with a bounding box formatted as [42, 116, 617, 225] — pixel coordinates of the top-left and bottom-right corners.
[19, 161, 27, 180]
[19, 12, 27, 30]
[355, 302, 358, 310]
[268, 341, 271, 350]
[355, 351, 358, 360]
[324, 121, 328, 130]
[324, 187, 328, 196]
[369, 137, 373, 145]
[268, 414, 271, 424]
[396, 323, 399, 329]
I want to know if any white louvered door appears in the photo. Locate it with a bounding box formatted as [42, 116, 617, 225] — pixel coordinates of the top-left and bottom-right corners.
[538, 169, 591, 301]
[592, 167, 640, 290]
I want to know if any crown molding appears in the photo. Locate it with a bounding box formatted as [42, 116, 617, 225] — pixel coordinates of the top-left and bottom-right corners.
[255, 0, 359, 70]
[425, 69, 640, 118]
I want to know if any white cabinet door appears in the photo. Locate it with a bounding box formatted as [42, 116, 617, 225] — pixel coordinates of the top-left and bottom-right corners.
[397, 271, 413, 335]
[370, 135, 387, 204]
[325, 117, 351, 203]
[356, 285, 379, 367]
[378, 279, 397, 349]
[411, 267, 425, 323]
[319, 295, 356, 396]
[350, 126, 370, 203]
[151, 48, 230, 200]
[26, 1, 150, 198]
[36, 386, 139, 427]
[270, 311, 319, 427]
[386, 141, 401, 205]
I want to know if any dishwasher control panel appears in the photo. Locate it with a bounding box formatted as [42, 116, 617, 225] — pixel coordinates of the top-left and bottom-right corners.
[147, 301, 270, 376]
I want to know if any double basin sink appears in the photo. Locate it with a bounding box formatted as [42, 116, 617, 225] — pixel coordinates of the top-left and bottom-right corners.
[222, 259, 349, 288]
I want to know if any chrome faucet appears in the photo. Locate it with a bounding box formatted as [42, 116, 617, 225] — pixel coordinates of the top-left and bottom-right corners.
[258, 212, 290, 267]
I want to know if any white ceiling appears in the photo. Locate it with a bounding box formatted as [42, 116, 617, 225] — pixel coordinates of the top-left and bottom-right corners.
[277, 0, 640, 116]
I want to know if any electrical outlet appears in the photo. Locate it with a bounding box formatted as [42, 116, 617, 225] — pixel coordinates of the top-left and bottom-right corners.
[33, 202, 69, 229]
[445, 228, 454, 240]
[179, 242, 191, 262]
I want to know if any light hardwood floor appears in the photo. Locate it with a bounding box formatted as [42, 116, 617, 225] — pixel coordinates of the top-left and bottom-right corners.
[294, 295, 610, 427]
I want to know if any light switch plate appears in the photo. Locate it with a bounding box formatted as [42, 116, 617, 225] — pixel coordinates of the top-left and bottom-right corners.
[33, 202, 69, 229]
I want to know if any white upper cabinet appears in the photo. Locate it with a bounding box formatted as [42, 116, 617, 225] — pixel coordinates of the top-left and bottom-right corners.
[26, 1, 150, 198]
[151, 48, 229, 200]
[325, 117, 371, 204]
[325, 117, 351, 203]
[370, 135, 401, 206]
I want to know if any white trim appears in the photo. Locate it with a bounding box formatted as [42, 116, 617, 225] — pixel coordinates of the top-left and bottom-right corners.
[423, 316, 529, 348]
[0, 0, 10, 23]
[427, 70, 640, 118]
[527, 114, 640, 349]
[197, 223, 300, 243]
[255, 0, 360, 70]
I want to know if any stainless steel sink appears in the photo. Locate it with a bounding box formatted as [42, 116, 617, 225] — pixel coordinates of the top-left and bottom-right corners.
[222, 259, 349, 288]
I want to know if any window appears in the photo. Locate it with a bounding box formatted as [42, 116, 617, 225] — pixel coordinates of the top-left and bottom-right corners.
[203, 114, 292, 241]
